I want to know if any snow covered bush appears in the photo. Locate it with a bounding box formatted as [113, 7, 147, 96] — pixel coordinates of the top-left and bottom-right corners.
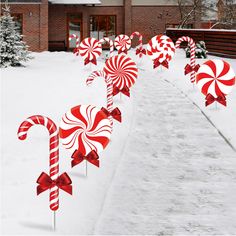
[0, 4, 32, 68]
[186, 41, 208, 59]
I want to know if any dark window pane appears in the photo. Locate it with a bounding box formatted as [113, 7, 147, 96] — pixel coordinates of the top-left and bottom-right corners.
[98, 15, 107, 39]
[12, 14, 22, 34]
[89, 15, 116, 41]
[90, 16, 98, 39]
[107, 16, 115, 40]
[69, 21, 81, 48]
[68, 13, 82, 21]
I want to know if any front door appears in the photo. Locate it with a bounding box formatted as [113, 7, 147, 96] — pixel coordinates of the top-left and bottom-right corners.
[67, 13, 83, 50]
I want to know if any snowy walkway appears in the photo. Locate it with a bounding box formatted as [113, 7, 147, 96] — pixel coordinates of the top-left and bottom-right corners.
[94, 69, 236, 235]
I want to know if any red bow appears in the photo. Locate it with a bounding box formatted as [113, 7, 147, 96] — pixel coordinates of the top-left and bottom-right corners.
[101, 107, 122, 122]
[136, 48, 146, 56]
[205, 93, 227, 107]
[153, 59, 169, 69]
[118, 48, 128, 54]
[184, 64, 200, 75]
[113, 86, 130, 97]
[71, 150, 99, 168]
[84, 57, 97, 65]
[73, 48, 79, 55]
[37, 172, 72, 195]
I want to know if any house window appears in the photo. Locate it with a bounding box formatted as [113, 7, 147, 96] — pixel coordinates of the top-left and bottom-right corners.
[166, 23, 193, 29]
[12, 14, 23, 34]
[90, 15, 116, 40]
[67, 13, 83, 49]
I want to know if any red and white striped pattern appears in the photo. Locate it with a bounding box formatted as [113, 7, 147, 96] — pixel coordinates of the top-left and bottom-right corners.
[104, 54, 138, 90]
[114, 34, 131, 54]
[99, 37, 114, 58]
[79, 37, 102, 62]
[175, 36, 196, 83]
[130, 31, 143, 49]
[17, 115, 59, 211]
[69, 34, 80, 56]
[87, 70, 114, 126]
[147, 35, 175, 63]
[59, 105, 112, 155]
[196, 59, 235, 98]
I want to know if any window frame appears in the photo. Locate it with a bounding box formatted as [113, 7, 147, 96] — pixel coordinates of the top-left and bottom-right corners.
[89, 15, 117, 40]
[11, 13, 23, 35]
[67, 13, 83, 50]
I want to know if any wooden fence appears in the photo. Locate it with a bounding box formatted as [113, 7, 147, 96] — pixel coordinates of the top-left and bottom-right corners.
[166, 28, 236, 59]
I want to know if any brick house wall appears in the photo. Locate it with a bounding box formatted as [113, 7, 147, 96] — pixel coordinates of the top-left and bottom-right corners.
[131, 6, 182, 44]
[48, 4, 124, 45]
[4, 1, 48, 51]
[3, 0, 201, 51]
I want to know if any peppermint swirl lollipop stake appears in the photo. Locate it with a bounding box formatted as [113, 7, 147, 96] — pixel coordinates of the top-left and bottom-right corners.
[59, 105, 112, 175]
[114, 34, 131, 54]
[79, 37, 102, 65]
[147, 35, 175, 69]
[104, 54, 138, 98]
[196, 59, 235, 107]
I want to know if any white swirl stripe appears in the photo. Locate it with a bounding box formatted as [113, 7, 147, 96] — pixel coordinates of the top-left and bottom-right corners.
[59, 105, 112, 155]
[104, 54, 138, 90]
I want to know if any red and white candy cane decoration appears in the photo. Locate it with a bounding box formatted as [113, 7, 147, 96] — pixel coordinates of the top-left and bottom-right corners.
[130, 31, 146, 58]
[69, 34, 80, 56]
[17, 115, 72, 211]
[114, 34, 131, 54]
[87, 70, 122, 126]
[99, 37, 114, 58]
[79, 37, 102, 65]
[104, 54, 138, 97]
[175, 36, 199, 83]
[196, 59, 235, 103]
[147, 35, 175, 69]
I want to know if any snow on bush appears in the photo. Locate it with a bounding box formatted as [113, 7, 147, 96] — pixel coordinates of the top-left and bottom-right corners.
[0, 4, 32, 68]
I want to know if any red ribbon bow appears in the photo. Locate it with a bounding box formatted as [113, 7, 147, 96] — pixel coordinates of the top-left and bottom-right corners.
[184, 64, 200, 75]
[136, 48, 146, 56]
[153, 59, 169, 69]
[101, 107, 122, 122]
[73, 48, 79, 55]
[113, 86, 130, 97]
[84, 57, 97, 66]
[205, 93, 227, 107]
[71, 150, 99, 168]
[37, 172, 72, 195]
[118, 48, 128, 54]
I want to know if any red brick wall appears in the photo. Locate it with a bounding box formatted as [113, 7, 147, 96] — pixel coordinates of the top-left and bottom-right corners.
[7, 4, 40, 51]
[132, 6, 184, 44]
[7, 2, 48, 52]
[48, 5, 124, 49]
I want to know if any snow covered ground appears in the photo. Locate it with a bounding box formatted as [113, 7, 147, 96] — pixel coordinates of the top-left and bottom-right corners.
[1, 48, 236, 235]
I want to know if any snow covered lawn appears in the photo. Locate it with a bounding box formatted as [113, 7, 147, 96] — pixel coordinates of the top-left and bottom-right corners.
[1, 48, 236, 235]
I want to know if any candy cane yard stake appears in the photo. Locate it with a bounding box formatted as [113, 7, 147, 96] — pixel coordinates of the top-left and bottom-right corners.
[87, 70, 122, 127]
[17, 115, 72, 231]
[99, 37, 114, 59]
[175, 36, 200, 83]
[130, 31, 146, 58]
[69, 34, 80, 56]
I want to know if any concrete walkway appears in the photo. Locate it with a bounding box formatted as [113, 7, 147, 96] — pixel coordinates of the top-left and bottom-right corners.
[94, 69, 236, 235]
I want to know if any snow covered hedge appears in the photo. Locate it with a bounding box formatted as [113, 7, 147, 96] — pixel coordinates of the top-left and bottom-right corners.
[186, 41, 208, 59]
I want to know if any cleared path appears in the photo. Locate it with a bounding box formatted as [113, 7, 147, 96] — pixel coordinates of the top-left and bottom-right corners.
[94, 69, 236, 235]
